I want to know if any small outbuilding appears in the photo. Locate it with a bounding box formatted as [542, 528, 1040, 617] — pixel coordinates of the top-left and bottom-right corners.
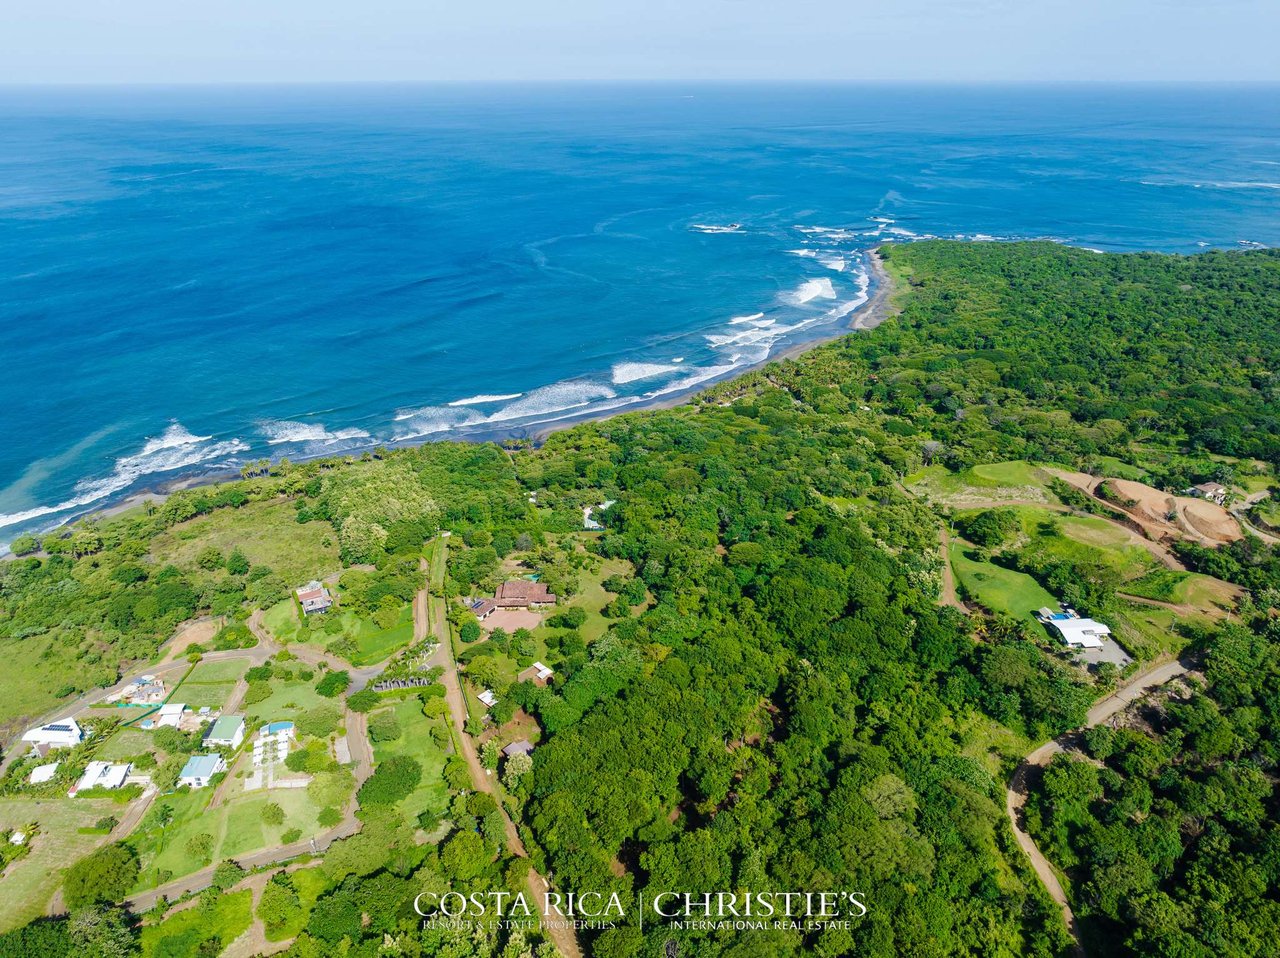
[501, 739, 535, 758]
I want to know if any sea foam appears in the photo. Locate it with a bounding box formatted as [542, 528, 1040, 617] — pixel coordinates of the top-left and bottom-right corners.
[447, 393, 524, 407]
[611, 363, 680, 385]
[260, 420, 371, 445]
[0, 424, 248, 531]
[783, 277, 837, 305]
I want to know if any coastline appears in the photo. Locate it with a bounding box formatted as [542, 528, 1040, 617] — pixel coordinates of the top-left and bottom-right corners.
[14, 248, 896, 540]
[527, 247, 896, 441]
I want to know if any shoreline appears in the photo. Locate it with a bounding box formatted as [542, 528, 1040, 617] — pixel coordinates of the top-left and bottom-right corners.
[12, 248, 895, 540]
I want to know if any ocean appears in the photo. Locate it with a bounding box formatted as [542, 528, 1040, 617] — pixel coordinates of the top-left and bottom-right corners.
[2, 84, 1278, 541]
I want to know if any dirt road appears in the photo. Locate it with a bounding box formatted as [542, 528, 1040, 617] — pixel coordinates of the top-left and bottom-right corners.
[1005, 658, 1191, 957]
[419, 543, 582, 958]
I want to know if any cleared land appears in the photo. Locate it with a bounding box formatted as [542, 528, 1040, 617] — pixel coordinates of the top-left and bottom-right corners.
[150, 499, 338, 584]
[367, 698, 450, 824]
[0, 796, 122, 931]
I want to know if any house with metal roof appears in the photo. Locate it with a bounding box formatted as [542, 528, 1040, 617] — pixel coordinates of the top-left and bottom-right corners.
[22, 718, 84, 749]
[179, 754, 227, 788]
[72, 760, 132, 795]
[204, 715, 246, 749]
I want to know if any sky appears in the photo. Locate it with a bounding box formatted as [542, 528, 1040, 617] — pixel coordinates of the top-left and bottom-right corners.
[4, 0, 1278, 84]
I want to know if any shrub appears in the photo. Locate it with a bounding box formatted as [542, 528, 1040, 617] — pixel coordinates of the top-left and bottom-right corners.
[316, 671, 350, 698]
[62, 843, 139, 908]
[346, 689, 380, 713]
[356, 756, 421, 805]
[368, 711, 402, 743]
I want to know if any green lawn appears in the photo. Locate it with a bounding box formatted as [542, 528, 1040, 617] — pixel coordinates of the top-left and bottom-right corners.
[949, 543, 1058, 621]
[243, 677, 329, 726]
[0, 796, 122, 932]
[906, 460, 1064, 506]
[1008, 507, 1157, 583]
[149, 498, 339, 585]
[369, 699, 450, 823]
[141, 888, 253, 958]
[96, 727, 160, 762]
[171, 681, 237, 710]
[349, 607, 415, 666]
[263, 600, 413, 667]
[130, 784, 325, 890]
[263, 599, 306, 644]
[185, 659, 250, 684]
[1090, 456, 1149, 481]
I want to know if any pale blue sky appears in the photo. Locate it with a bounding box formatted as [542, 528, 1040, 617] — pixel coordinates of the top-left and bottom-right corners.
[4, 0, 1277, 84]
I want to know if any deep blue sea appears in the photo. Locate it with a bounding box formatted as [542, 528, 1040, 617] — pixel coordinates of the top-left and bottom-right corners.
[2, 84, 1279, 542]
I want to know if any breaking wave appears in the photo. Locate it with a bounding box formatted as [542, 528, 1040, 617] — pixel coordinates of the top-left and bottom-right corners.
[0, 424, 248, 531]
[611, 363, 681, 385]
[447, 393, 524, 406]
[486, 382, 618, 423]
[783, 277, 836, 305]
[260, 420, 371, 445]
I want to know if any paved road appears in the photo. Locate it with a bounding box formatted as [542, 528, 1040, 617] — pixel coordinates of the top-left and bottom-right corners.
[419, 544, 583, 958]
[1005, 658, 1192, 958]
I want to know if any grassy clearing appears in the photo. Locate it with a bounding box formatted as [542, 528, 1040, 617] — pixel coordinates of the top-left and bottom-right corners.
[1007, 507, 1156, 583]
[186, 659, 250, 684]
[949, 544, 1057, 621]
[907, 460, 1063, 506]
[0, 634, 118, 739]
[0, 796, 120, 932]
[150, 499, 338, 585]
[171, 681, 237, 710]
[368, 699, 450, 824]
[130, 784, 325, 890]
[141, 887, 253, 957]
[96, 727, 160, 762]
[1113, 603, 1197, 660]
[1090, 456, 1149, 481]
[243, 677, 328, 726]
[263, 600, 413, 666]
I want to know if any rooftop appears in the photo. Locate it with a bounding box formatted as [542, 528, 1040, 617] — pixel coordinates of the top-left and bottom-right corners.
[180, 754, 224, 779]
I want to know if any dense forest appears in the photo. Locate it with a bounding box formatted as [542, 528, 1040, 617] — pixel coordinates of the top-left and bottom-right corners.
[2, 242, 1279, 958]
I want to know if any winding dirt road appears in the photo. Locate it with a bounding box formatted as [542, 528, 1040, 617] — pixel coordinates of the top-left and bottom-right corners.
[1005, 658, 1192, 957]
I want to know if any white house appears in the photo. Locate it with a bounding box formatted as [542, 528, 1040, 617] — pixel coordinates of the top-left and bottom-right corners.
[178, 754, 226, 788]
[22, 719, 84, 750]
[72, 760, 131, 794]
[203, 715, 246, 749]
[1044, 616, 1111, 649]
[1187, 482, 1228, 506]
[253, 721, 296, 766]
[155, 703, 187, 728]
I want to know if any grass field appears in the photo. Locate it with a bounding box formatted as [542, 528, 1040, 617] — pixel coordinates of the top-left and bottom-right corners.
[1090, 456, 1149, 481]
[150, 499, 338, 585]
[262, 599, 412, 666]
[96, 727, 161, 762]
[186, 659, 251, 683]
[1113, 603, 1198, 660]
[949, 543, 1058, 620]
[130, 784, 325, 889]
[141, 888, 254, 957]
[0, 796, 121, 932]
[0, 633, 119, 739]
[906, 460, 1064, 506]
[1007, 507, 1157, 583]
[368, 698, 450, 824]
[243, 677, 329, 726]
